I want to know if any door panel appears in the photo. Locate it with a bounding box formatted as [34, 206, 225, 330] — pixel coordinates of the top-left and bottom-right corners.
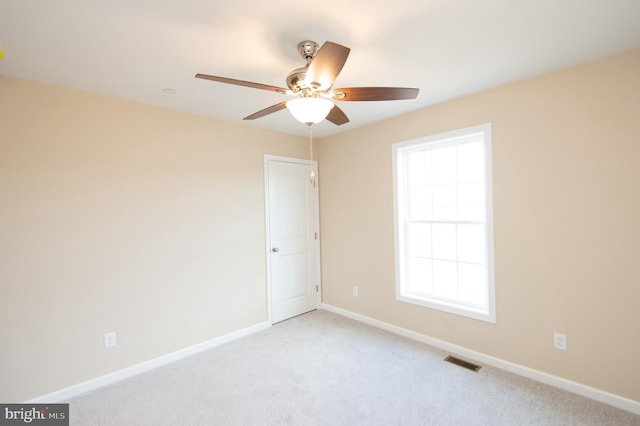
[266, 158, 319, 323]
[280, 253, 310, 300]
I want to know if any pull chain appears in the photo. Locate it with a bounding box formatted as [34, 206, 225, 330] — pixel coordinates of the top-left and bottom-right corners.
[308, 124, 315, 178]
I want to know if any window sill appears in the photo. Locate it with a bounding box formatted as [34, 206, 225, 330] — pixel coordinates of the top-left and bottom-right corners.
[397, 293, 496, 324]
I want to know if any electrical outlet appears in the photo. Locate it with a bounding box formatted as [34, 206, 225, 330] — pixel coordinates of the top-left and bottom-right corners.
[104, 331, 116, 349]
[553, 332, 567, 351]
[353, 286, 359, 297]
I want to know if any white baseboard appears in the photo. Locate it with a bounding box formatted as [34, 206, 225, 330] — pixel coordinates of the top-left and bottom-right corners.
[27, 321, 271, 403]
[321, 303, 640, 416]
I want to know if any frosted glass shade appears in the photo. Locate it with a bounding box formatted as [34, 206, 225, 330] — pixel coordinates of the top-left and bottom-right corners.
[285, 97, 334, 124]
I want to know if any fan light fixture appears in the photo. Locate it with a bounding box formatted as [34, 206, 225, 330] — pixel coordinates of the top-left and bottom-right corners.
[286, 97, 334, 125]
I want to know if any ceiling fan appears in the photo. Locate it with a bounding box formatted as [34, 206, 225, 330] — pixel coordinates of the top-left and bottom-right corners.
[195, 40, 419, 126]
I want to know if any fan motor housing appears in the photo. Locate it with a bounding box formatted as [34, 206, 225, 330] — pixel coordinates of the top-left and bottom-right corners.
[286, 67, 308, 92]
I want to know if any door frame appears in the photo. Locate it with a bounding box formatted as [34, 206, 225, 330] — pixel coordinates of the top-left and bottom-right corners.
[264, 155, 321, 325]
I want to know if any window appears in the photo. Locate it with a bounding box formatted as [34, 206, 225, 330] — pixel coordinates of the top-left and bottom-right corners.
[393, 124, 495, 323]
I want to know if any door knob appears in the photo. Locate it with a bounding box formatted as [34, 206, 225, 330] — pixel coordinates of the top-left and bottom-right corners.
[271, 247, 280, 252]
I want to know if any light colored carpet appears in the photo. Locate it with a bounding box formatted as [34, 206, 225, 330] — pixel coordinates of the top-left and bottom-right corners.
[68, 310, 640, 425]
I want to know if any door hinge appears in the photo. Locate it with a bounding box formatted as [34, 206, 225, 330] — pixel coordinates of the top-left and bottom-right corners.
[316, 285, 319, 292]
[315, 232, 318, 240]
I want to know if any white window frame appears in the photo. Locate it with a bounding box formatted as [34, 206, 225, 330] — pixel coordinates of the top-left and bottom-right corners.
[392, 123, 496, 323]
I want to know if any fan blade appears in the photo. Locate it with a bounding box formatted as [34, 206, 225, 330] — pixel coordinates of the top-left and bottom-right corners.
[195, 74, 288, 94]
[304, 42, 350, 90]
[326, 105, 350, 126]
[243, 102, 288, 120]
[331, 87, 419, 101]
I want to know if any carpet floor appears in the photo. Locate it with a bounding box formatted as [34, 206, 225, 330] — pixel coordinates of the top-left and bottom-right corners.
[68, 310, 640, 425]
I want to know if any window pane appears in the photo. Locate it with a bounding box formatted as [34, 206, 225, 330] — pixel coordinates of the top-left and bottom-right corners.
[458, 262, 487, 306]
[432, 146, 457, 185]
[409, 151, 431, 187]
[457, 141, 484, 183]
[457, 224, 486, 264]
[432, 223, 456, 261]
[408, 223, 432, 258]
[432, 184, 457, 220]
[408, 257, 433, 294]
[458, 183, 485, 221]
[433, 260, 458, 299]
[458, 182, 484, 206]
[408, 186, 432, 220]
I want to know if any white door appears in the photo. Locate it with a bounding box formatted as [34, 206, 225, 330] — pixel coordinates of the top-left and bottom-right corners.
[265, 156, 319, 324]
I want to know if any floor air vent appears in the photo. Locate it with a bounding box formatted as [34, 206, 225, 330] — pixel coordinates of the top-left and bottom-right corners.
[444, 355, 482, 372]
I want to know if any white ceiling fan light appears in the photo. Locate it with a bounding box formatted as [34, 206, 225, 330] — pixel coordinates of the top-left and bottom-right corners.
[285, 97, 334, 125]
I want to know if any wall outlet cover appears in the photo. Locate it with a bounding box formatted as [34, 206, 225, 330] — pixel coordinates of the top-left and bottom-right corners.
[104, 331, 117, 348]
[553, 332, 567, 351]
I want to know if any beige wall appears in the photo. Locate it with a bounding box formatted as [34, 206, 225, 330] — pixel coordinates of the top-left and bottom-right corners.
[317, 49, 640, 402]
[0, 76, 308, 402]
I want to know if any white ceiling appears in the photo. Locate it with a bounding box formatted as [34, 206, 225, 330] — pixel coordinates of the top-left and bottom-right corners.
[1, 0, 639, 138]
